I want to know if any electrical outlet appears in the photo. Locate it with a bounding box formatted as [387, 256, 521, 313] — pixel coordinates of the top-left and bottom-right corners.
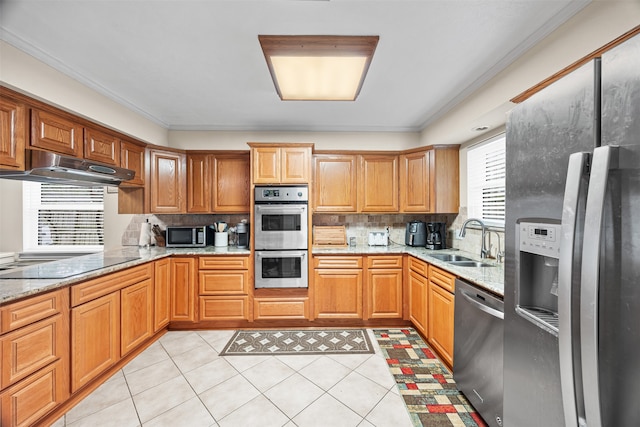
[453, 229, 462, 240]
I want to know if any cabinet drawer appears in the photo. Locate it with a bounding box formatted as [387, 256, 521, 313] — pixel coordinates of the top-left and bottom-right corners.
[1, 359, 67, 427]
[71, 263, 153, 306]
[408, 256, 428, 277]
[253, 298, 309, 320]
[367, 255, 402, 269]
[1, 314, 65, 390]
[1, 290, 66, 334]
[429, 265, 456, 293]
[314, 256, 362, 269]
[199, 256, 249, 270]
[199, 271, 249, 295]
[199, 296, 249, 321]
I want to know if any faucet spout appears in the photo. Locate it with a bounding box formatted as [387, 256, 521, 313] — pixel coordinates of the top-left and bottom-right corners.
[459, 218, 490, 259]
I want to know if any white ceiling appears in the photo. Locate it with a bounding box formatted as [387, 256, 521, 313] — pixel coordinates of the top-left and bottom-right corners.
[0, 0, 589, 133]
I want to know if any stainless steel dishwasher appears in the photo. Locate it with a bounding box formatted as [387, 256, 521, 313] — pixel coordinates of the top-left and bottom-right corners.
[453, 278, 504, 427]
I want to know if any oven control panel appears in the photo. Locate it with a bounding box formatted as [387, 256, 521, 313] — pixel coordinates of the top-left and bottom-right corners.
[255, 186, 308, 203]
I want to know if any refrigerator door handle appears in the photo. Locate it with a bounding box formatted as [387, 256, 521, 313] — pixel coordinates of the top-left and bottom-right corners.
[581, 145, 619, 427]
[558, 151, 590, 427]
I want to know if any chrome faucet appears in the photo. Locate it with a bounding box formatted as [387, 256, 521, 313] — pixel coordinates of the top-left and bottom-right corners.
[459, 218, 490, 259]
[486, 229, 505, 263]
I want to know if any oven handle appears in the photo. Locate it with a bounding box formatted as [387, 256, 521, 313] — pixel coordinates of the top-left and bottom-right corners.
[255, 205, 307, 214]
[256, 250, 307, 258]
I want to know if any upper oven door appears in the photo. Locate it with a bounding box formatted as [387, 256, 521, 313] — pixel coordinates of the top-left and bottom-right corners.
[254, 204, 308, 250]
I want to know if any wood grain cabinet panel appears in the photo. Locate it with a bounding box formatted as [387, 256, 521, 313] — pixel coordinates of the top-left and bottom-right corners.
[71, 292, 120, 393]
[187, 153, 211, 213]
[30, 109, 83, 157]
[149, 149, 186, 213]
[0, 97, 26, 170]
[313, 259, 363, 319]
[358, 154, 399, 212]
[1, 360, 67, 427]
[253, 298, 309, 320]
[400, 150, 430, 212]
[428, 281, 455, 367]
[252, 146, 280, 183]
[121, 278, 154, 356]
[120, 140, 145, 186]
[313, 154, 357, 212]
[250, 144, 312, 184]
[1, 290, 65, 334]
[170, 257, 196, 322]
[213, 154, 250, 212]
[408, 269, 428, 336]
[154, 258, 171, 332]
[365, 256, 403, 319]
[84, 127, 120, 166]
[199, 271, 249, 295]
[281, 146, 311, 183]
[199, 296, 249, 321]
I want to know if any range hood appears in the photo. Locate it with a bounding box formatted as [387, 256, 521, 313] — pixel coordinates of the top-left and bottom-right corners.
[0, 150, 136, 187]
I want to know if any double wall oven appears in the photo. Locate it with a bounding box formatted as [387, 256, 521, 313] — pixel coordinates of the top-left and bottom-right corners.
[254, 185, 308, 288]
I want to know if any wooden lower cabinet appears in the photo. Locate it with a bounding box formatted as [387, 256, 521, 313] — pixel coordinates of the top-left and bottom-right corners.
[197, 256, 251, 322]
[428, 281, 455, 367]
[1, 360, 67, 427]
[154, 258, 171, 332]
[71, 292, 120, 393]
[199, 296, 249, 321]
[365, 256, 403, 319]
[314, 268, 363, 319]
[171, 257, 196, 322]
[408, 270, 428, 334]
[253, 297, 309, 320]
[121, 278, 154, 356]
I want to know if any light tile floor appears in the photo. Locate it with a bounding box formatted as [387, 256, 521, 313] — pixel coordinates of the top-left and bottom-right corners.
[52, 329, 414, 427]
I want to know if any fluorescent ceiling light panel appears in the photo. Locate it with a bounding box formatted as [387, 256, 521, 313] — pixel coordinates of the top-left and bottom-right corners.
[259, 35, 379, 101]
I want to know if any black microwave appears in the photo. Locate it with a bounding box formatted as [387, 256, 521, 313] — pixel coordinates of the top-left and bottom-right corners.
[166, 226, 212, 247]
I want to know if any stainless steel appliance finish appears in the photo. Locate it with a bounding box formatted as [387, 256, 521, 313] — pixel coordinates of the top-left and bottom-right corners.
[453, 278, 503, 427]
[0, 150, 136, 186]
[165, 225, 212, 247]
[504, 33, 640, 427]
[254, 186, 308, 250]
[254, 185, 309, 289]
[425, 222, 447, 250]
[255, 250, 308, 289]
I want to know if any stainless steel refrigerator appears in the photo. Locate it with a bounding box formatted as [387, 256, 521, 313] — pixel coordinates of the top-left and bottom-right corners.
[504, 32, 640, 427]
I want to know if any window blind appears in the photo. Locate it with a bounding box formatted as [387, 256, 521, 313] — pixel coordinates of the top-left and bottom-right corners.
[467, 135, 506, 227]
[23, 182, 104, 252]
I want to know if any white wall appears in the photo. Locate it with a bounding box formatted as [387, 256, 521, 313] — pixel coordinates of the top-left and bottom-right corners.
[168, 130, 420, 151]
[0, 180, 24, 253]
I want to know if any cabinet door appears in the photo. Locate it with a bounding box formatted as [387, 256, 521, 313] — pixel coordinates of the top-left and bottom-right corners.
[187, 153, 212, 213]
[120, 140, 145, 186]
[281, 146, 310, 183]
[400, 150, 430, 212]
[0, 97, 26, 170]
[84, 127, 120, 166]
[71, 292, 120, 392]
[213, 154, 250, 212]
[1, 360, 67, 427]
[154, 258, 171, 332]
[314, 269, 363, 319]
[408, 270, 428, 336]
[366, 268, 403, 319]
[313, 154, 357, 212]
[428, 282, 455, 367]
[30, 109, 83, 157]
[430, 147, 460, 213]
[252, 146, 280, 183]
[121, 278, 153, 356]
[149, 149, 186, 213]
[170, 258, 196, 322]
[358, 154, 399, 212]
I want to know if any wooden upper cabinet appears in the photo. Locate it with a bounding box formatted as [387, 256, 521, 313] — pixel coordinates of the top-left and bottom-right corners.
[358, 154, 399, 212]
[313, 154, 357, 212]
[213, 154, 250, 212]
[400, 150, 430, 212]
[30, 109, 83, 157]
[120, 140, 145, 186]
[149, 148, 186, 213]
[187, 153, 211, 213]
[250, 143, 312, 184]
[84, 127, 120, 166]
[0, 97, 26, 170]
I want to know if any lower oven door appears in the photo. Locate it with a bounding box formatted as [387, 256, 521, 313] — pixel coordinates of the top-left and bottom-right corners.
[255, 250, 308, 289]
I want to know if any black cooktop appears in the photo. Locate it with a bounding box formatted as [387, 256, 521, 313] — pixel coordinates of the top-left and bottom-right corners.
[0, 256, 141, 279]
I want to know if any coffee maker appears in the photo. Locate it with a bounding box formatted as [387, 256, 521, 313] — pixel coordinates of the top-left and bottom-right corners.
[425, 222, 447, 250]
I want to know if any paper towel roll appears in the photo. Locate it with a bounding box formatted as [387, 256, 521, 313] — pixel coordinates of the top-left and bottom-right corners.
[139, 222, 151, 247]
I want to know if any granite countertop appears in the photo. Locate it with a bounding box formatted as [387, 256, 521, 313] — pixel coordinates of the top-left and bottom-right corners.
[313, 244, 504, 297]
[0, 246, 251, 304]
[0, 243, 503, 305]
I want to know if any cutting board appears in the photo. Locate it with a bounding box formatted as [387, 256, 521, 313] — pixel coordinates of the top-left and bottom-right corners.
[313, 225, 347, 246]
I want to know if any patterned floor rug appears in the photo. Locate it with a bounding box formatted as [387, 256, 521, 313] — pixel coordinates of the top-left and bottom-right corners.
[219, 329, 375, 355]
[373, 328, 488, 427]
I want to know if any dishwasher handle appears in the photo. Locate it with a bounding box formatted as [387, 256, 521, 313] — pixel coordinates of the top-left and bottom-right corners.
[460, 289, 504, 320]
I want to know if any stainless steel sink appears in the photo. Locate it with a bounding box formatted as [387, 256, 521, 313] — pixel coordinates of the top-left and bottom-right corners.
[429, 254, 473, 262]
[448, 260, 496, 268]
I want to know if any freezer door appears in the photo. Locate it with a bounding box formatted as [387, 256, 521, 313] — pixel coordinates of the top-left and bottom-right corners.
[591, 33, 640, 427]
